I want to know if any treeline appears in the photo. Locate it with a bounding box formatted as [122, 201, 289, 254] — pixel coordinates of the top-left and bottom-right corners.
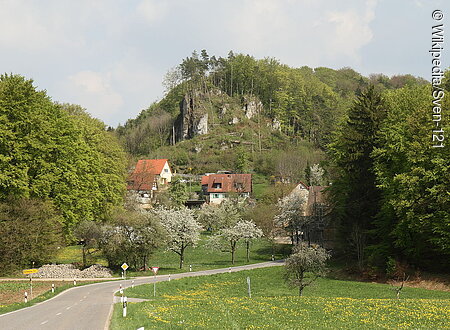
[329, 81, 450, 273]
[0, 74, 127, 270]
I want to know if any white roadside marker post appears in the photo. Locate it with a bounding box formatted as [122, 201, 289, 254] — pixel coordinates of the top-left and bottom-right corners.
[29, 275, 33, 300]
[122, 296, 127, 317]
[247, 277, 252, 298]
[131, 280, 134, 289]
[73, 279, 76, 286]
[24, 291, 28, 303]
[189, 265, 192, 272]
[229, 267, 232, 273]
[52, 284, 55, 293]
[168, 274, 171, 282]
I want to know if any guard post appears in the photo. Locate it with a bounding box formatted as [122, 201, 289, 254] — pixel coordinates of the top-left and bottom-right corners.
[122, 296, 127, 317]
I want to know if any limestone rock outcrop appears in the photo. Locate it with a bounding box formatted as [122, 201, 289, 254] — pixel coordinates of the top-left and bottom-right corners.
[174, 94, 208, 143]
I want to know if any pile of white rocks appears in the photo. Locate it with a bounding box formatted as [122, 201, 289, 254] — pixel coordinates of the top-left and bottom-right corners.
[35, 264, 113, 278]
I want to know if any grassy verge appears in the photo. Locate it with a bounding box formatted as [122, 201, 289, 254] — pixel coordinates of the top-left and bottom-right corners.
[110, 267, 450, 329]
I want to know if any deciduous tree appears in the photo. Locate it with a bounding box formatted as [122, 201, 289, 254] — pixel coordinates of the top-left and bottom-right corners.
[0, 198, 62, 274]
[208, 220, 262, 264]
[153, 207, 202, 268]
[284, 243, 330, 296]
[100, 210, 165, 270]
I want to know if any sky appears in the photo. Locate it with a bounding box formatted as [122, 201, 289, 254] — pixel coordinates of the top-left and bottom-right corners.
[1, 0, 448, 127]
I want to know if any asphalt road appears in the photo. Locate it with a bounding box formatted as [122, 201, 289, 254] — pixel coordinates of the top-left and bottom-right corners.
[0, 260, 283, 330]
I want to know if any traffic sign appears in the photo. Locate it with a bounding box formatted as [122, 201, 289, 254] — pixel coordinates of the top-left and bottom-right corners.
[151, 267, 159, 274]
[121, 263, 129, 271]
[23, 269, 38, 275]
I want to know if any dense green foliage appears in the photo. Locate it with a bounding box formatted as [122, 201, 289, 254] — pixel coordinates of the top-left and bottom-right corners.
[0, 74, 127, 239]
[370, 84, 450, 269]
[0, 198, 62, 273]
[329, 80, 450, 272]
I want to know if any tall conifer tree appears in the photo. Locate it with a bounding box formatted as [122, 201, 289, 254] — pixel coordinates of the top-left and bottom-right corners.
[329, 86, 387, 269]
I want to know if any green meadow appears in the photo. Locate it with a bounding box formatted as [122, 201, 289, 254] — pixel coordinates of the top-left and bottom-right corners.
[110, 266, 450, 329]
[52, 236, 290, 276]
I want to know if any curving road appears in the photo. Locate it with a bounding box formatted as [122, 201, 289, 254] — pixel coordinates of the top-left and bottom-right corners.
[0, 261, 283, 330]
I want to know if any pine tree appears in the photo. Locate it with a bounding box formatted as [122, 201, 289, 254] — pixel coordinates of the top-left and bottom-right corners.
[329, 86, 387, 269]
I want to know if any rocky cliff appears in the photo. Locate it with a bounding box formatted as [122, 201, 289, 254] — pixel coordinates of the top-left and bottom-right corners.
[173, 91, 265, 143]
[174, 93, 209, 143]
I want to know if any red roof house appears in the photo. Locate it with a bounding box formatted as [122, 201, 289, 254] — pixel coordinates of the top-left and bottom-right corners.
[201, 173, 252, 204]
[127, 159, 173, 191]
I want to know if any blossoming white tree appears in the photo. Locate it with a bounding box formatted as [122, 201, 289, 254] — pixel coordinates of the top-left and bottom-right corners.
[309, 163, 325, 186]
[197, 198, 247, 232]
[284, 243, 330, 296]
[274, 192, 308, 244]
[153, 207, 203, 268]
[208, 220, 263, 264]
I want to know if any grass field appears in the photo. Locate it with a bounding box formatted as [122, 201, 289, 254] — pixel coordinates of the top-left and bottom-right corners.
[50, 236, 290, 277]
[110, 267, 450, 329]
[125, 236, 289, 277]
[51, 245, 108, 266]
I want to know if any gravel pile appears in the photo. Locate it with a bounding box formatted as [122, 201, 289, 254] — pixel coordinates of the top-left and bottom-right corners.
[35, 264, 113, 278]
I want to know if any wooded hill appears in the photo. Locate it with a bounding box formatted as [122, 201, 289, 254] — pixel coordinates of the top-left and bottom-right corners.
[116, 50, 427, 183]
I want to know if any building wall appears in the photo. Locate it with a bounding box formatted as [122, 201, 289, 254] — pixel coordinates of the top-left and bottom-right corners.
[208, 193, 227, 204]
[159, 162, 172, 184]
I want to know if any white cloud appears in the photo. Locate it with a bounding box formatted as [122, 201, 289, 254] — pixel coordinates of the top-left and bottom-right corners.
[0, 0, 87, 51]
[228, 0, 293, 53]
[137, 0, 169, 23]
[66, 71, 124, 120]
[325, 0, 378, 61]
[225, 0, 379, 67]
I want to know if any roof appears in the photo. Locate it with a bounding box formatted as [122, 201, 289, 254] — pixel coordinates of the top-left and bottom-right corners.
[201, 174, 252, 193]
[127, 172, 156, 191]
[133, 159, 168, 175]
[201, 175, 209, 185]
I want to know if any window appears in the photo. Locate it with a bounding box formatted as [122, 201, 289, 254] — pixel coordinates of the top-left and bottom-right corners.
[213, 194, 220, 198]
[212, 183, 222, 189]
[164, 168, 169, 173]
